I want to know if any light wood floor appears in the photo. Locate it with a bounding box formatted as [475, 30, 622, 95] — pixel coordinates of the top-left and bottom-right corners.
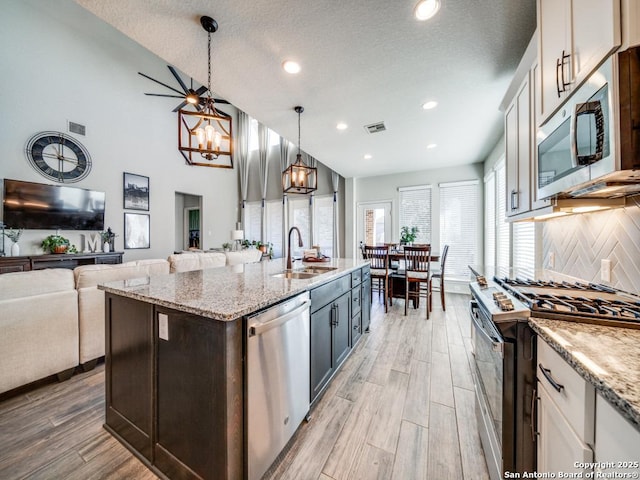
[0, 292, 488, 480]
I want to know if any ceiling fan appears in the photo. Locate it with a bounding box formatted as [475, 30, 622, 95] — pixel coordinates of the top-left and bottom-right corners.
[138, 65, 230, 113]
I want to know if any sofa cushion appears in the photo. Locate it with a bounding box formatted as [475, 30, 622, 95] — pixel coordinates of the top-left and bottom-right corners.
[0, 268, 75, 301]
[225, 249, 263, 266]
[74, 259, 169, 289]
[168, 252, 226, 273]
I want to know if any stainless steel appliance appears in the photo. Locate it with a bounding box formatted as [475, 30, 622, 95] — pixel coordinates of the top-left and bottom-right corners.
[470, 274, 535, 480]
[537, 46, 640, 200]
[246, 292, 311, 480]
[470, 270, 640, 480]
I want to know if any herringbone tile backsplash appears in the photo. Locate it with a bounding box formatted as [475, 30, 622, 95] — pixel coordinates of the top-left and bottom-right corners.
[542, 197, 640, 294]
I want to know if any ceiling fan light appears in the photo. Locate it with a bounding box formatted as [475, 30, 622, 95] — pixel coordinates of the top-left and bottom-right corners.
[414, 0, 440, 21]
[186, 93, 199, 104]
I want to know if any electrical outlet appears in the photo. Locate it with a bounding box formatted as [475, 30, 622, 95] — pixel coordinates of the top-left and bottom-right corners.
[601, 259, 611, 282]
[548, 252, 555, 268]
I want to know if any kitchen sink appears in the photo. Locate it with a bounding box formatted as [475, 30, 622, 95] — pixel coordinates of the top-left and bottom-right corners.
[272, 266, 338, 279]
[300, 266, 338, 274]
[272, 271, 320, 279]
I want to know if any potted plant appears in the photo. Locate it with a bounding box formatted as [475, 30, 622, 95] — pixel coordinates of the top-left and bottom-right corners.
[256, 241, 272, 254]
[222, 242, 232, 252]
[41, 234, 71, 254]
[400, 226, 419, 245]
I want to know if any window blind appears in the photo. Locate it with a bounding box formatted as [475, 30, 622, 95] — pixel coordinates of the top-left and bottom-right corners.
[484, 172, 496, 266]
[496, 161, 510, 269]
[266, 200, 283, 258]
[513, 222, 535, 277]
[287, 197, 310, 257]
[398, 185, 432, 244]
[313, 195, 334, 258]
[439, 180, 479, 281]
[243, 202, 262, 243]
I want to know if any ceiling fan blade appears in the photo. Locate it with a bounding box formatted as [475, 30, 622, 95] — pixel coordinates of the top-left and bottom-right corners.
[195, 85, 208, 95]
[144, 93, 185, 99]
[214, 98, 231, 105]
[172, 101, 189, 112]
[167, 66, 189, 94]
[138, 72, 185, 96]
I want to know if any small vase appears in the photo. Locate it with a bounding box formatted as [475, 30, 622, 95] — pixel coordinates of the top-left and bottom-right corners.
[10, 242, 19, 257]
[103, 242, 110, 253]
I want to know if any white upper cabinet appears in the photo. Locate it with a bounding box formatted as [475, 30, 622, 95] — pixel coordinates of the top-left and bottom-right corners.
[537, 0, 621, 126]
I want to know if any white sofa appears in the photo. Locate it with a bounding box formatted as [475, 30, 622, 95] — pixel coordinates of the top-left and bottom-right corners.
[167, 251, 227, 273]
[0, 269, 79, 394]
[224, 249, 263, 266]
[74, 259, 170, 366]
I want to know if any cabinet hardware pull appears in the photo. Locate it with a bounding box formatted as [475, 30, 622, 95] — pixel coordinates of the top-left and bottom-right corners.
[531, 387, 539, 441]
[556, 57, 563, 97]
[538, 363, 564, 392]
[510, 190, 519, 211]
[560, 50, 571, 92]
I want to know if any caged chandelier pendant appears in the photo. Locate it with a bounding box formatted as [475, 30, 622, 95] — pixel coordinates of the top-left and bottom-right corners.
[282, 106, 317, 194]
[177, 16, 233, 168]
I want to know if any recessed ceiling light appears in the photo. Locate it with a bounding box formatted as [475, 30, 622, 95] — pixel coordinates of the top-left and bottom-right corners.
[282, 60, 301, 74]
[364, 154, 372, 159]
[336, 122, 348, 130]
[427, 143, 437, 149]
[422, 100, 438, 110]
[414, 0, 441, 21]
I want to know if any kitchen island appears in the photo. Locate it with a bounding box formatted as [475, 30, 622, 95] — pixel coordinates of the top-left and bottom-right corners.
[99, 258, 370, 480]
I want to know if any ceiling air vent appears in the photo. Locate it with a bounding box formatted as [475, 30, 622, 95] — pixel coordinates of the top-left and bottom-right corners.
[364, 122, 386, 134]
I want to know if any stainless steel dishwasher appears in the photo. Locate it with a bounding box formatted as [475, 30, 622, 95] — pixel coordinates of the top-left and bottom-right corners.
[246, 291, 311, 480]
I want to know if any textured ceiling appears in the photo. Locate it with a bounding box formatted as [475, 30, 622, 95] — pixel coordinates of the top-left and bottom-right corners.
[74, 0, 536, 178]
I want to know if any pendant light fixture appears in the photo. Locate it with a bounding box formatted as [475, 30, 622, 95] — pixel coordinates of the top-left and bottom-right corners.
[282, 106, 317, 194]
[177, 16, 233, 168]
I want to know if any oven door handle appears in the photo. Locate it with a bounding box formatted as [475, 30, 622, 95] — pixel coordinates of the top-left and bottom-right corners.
[470, 308, 504, 358]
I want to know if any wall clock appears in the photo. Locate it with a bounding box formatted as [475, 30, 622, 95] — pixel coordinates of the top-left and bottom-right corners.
[25, 131, 92, 183]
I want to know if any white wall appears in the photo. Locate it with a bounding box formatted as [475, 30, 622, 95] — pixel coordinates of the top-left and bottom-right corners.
[0, 0, 239, 260]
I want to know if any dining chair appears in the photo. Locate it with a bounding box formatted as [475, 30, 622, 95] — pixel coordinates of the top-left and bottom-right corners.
[403, 245, 432, 318]
[430, 244, 449, 311]
[383, 243, 400, 271]
[363, 245, 392, 313]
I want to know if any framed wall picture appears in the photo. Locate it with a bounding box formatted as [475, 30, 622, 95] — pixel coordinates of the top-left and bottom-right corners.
[123, 172, 149, 211]
[124, 213, 150, 249]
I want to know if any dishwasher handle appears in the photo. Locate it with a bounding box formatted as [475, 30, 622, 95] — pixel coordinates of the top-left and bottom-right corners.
[249, 299, 311, 337]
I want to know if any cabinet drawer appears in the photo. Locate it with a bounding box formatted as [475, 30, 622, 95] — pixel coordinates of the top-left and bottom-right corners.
[310, 275, 351, 313]
[362, 265, 370, 280]
[351, 286, 361, 315]
[537, 338, 595, 443]
[351, 268, 362, 287]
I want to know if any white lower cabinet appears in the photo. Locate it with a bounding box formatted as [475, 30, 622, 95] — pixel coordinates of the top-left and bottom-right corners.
[594, 393, 640, 476]
[536, 338, 595, 475]
[537, 385, 593, 474]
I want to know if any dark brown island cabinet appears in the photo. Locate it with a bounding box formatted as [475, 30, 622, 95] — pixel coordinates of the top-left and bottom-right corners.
[104, 264, 370, 480]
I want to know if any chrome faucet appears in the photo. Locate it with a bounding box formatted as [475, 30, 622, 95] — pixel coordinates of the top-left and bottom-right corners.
[286, 226, 303, 270]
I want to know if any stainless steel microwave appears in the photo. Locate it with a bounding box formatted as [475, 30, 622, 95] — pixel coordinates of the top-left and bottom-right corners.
[536, 47, 640, 200]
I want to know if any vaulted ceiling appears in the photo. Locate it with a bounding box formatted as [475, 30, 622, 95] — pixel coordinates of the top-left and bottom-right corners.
[75, 0, 536, 178]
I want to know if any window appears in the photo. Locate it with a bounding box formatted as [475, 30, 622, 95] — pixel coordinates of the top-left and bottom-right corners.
[484, 172, 496, 266]
[266, 200, 283, 258]
[313, 195, 334, 258]
[287, 197, 310, 257]
[513, 222, 535, 277]
[243, 201, 262, 243]
[248, 117, 281, 152]
[398, 186, 432, 244]
[439, 180, 480, 281]
[496, 161, 510, 268]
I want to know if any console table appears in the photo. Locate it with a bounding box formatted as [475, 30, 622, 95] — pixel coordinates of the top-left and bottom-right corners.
[0, 252, 124, 274]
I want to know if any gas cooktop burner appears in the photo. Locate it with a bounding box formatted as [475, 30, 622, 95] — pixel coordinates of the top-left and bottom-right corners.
[493, 276, 640, 327]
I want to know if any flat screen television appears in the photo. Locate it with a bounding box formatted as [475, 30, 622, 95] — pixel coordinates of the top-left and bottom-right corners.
[3, 179, 105, 230]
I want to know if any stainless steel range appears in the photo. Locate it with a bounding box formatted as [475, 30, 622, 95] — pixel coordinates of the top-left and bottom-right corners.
[469, 269, 640, 480]
[469, 273, 534, 480]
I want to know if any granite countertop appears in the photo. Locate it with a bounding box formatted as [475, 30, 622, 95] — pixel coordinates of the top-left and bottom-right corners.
[99, 257, 369, 321]
[529, 317, 640, 430]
